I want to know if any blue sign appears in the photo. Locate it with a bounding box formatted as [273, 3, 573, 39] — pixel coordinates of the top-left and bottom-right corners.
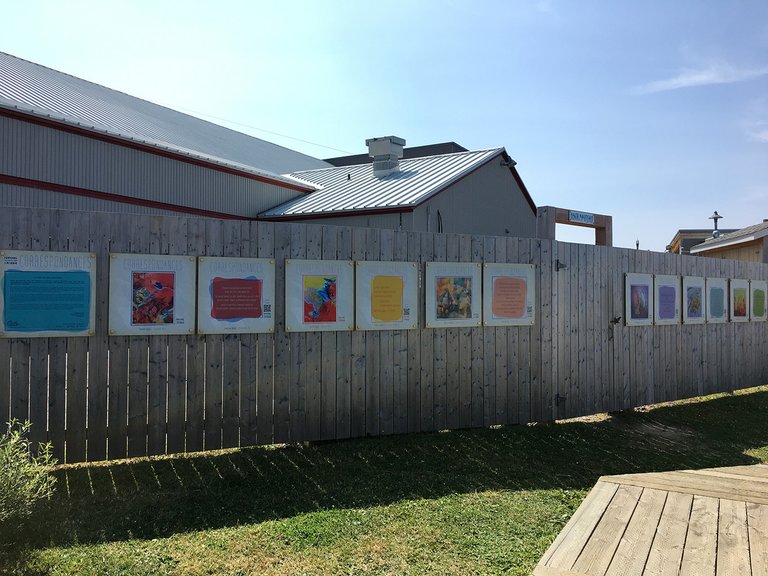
[3, 270, 91, 332]
[568, 211, 595, 225]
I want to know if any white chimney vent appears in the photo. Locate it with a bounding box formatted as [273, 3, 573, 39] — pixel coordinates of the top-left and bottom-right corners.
[366, 136, 406, 178]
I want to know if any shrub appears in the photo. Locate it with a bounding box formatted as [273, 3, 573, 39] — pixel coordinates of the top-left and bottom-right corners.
[0, 420, 57, 543]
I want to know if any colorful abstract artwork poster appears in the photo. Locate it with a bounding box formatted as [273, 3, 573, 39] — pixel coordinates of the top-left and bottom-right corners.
[303, 275, 337, 323]
[733, 287, 748, 318]
[132, 271, 174, 324]
[686, 287, 703, 318]
[210, 277, 263, 320]
[630, 284, 649, 320]
[435, 276, 472, 319]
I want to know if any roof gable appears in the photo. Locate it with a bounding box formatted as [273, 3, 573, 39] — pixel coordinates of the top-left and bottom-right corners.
[690, 220, 768, 253]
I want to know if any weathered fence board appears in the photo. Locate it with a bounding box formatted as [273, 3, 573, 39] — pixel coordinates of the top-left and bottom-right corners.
[2, 206, 767, 463]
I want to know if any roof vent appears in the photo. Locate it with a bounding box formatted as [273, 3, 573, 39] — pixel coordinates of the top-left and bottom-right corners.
[366, 136, 406, 178]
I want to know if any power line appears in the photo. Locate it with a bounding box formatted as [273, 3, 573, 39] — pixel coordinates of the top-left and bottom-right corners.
[169, 104, 357, 155]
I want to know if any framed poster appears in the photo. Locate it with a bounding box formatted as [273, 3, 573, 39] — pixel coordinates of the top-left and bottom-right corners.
[285, 259, 353, 332]
[654, 275, 680, 325]
[751, 280, 767, 322]
[1, 250, 96, 338]
[682, 276, 706, 324]
[355, 261, 418, 331]
[109, 253, 196, 335]
[730, 279, 749, 322]
[482, 263, 535, 326]
[625, 273, 653, 326]
[425, 262, 482, 328]
[197, 257, 275, 334]
[706, 277, 728, 323]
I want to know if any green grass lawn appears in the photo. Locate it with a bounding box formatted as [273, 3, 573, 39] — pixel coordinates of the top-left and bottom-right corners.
[5, 386, 768, 575]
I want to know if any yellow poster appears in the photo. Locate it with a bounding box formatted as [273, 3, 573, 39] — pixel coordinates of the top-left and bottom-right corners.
[492, 277, 526, 318]
[371, 275, 404, 322]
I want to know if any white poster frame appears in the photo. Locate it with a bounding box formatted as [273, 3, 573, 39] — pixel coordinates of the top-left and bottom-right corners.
[654, 274, 680, 325]
[1, 249, 96, 338]
[482, 263, 535, 326]
[197, 257, 275, 334]
[682, 276, 706, 325]
[729, 278, 750, 323]
[425, 262, 482, 328]
[751, 280, 768, 322]
[109, 253, 196, 335]
[706, 277, 728, 324]
[285, 259, 354, 332]
[355, 261, 418, 331]
[625, 273, 654, 326]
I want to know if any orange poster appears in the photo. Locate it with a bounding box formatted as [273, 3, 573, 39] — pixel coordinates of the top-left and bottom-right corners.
[492, 276, 526, 318]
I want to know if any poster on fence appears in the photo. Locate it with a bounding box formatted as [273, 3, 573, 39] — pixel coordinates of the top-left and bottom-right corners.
[654, 274, 680, 325]
[706, 277, 728, 323]
[730, 279, 750, 323]
[482, 263, 535, 326]
[425, 262, 482, 328]
[682, 276, 706, 324]
[625, 273, 653, 326]
[109, 253, 196, 335]
[751, 280, 767, 322]
[196, 257, 275, 334]
[285, 259, 353, 332]
[1, 250, 96, 338]
[355, 261, 418, 330]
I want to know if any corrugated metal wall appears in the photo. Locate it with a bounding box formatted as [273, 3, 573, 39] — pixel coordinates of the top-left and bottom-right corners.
[412, 161, 537, 237]
[0, 183, 183, 217]
[0, 116, 305, 217]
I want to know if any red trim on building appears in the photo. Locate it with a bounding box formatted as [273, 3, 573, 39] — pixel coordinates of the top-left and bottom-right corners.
[0, 107, 315, 194]
[0, 174, 252, 221]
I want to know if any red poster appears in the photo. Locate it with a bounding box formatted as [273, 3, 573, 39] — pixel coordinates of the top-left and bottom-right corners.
[211, 277, 263, 320]
[132, 271, 175, 324]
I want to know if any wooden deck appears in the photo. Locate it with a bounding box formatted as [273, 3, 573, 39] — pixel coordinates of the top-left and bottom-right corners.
[534, 464, 768, 576]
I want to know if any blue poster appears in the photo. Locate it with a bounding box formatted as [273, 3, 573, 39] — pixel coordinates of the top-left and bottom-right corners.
[3, 270, 91, 332]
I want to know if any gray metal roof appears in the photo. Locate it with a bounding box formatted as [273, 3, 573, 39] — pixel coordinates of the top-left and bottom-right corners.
[0, 52, 330, 184]
[261, 148, 506, 217]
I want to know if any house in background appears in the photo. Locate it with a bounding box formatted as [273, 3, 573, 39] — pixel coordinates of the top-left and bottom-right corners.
[666, 228, 738, 255]
[261, 136, 538, 238]
[690, 220, 768, 263]
[0, 51, 327, 220]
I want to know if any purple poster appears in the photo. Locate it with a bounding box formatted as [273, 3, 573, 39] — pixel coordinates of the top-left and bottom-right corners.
[658, 285, 677, 320]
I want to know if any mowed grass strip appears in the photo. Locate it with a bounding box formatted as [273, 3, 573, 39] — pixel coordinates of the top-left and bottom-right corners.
[5, 386, 768, 575]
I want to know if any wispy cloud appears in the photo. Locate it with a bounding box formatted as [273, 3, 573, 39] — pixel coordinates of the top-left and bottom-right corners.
[631, 61, 768, 95]
[746, 122, 768, 143]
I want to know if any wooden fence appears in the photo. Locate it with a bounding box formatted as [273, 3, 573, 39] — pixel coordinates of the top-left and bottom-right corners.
[1, 207, 767, 463]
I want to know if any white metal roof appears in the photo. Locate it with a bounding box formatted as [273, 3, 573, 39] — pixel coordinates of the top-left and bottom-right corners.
[0, 52, 330, 185]
[261, 148, 506, 217]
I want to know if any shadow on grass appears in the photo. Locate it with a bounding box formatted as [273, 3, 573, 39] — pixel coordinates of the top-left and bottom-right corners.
[19, 388, 768, 550]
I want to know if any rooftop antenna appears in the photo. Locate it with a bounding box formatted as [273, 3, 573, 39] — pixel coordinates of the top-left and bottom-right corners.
[709, 211, 723, 238]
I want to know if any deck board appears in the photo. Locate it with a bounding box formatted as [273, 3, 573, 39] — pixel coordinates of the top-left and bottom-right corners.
[535, 464, 768, 576]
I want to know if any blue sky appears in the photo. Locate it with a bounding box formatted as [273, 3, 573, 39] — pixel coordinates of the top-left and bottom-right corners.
[4, 1, 768, 250]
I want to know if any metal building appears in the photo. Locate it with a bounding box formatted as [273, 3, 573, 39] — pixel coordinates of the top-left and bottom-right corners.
[261, 136, 538, 237]
[0, 51, 328, 219]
